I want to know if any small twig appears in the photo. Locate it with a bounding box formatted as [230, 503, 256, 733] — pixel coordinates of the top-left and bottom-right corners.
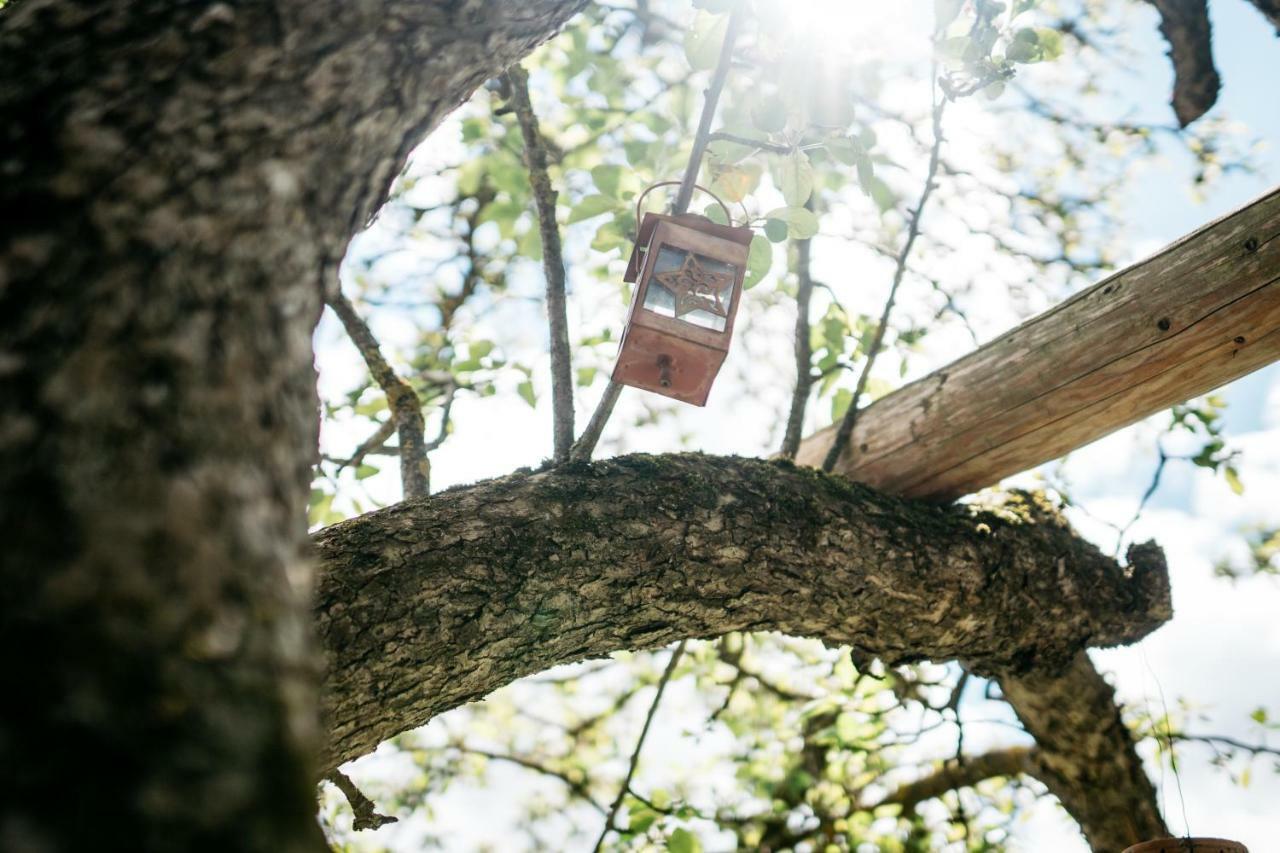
[423, 383, 458, 453]
[327, 289, 430, 498]
[592, 641, 688, 851]
[1113, 441, 1170, 556]
[780, 223, 816, 459]
[503, 63, 575, 463]
[707, 130, 792, 156]
[570, 380, 623, 462]
[1168, 732, 1280, 758]
[327, 769, 397, 831]
[335, 419, 396, 472]
[460, 746, 607, 814]
[823, 91, 947, 472]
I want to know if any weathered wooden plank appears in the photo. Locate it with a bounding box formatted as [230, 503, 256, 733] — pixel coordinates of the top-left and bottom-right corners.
[796, 186, 1280, 501]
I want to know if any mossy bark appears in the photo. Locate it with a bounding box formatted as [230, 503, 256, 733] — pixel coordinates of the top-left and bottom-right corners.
[314, 453, 1172, 850]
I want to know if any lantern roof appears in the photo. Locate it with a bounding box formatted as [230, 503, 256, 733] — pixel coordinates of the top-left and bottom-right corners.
[624, 212, 754, 283]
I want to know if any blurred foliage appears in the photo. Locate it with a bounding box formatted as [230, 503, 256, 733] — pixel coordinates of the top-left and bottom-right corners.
[312, 0, 1273, 848]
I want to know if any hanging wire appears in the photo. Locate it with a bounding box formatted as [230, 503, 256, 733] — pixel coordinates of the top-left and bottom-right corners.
[1141, 642, 1192, 839]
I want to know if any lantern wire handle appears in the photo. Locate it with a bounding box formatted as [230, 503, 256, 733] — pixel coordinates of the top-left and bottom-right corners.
[633, 180, 733, 228]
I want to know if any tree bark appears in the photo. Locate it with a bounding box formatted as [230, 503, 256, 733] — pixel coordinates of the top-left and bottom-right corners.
[1146, 0, 1221, 126]
[0, 0, 583, 849]
[999, 653, 1168, 850]
[312, 455, 1171, 778]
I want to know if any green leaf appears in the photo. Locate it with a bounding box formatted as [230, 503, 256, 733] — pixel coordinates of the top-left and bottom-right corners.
[684, 12, 728, 71]
[866, 176, 896, 212]
[355, 463, 378, 480]
[668, 828, 701, 853]
[576, 366, 598, 386]
[1225, 466, 1245, 495]
[855, 153, 875, 191]
[826, 137, 863, 166]
[704, 203, 729, 226]
[517, 380, 536, 408]
[831, 388, 853, 422]
[772, 150, 813, 207]
[591, 164, 622, 198]
[517, 224, 543, 260]
[764, 206, 819, 239]
[744, 235, 772, 289]
[1036, 27, 1064, 61]
[568, 194, 616, 224]
[764, 218, 788, 243]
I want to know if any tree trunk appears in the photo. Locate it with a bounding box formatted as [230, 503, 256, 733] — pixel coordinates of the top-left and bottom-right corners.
[312, 456, 1171, 783]
[0, 0, 583, 849]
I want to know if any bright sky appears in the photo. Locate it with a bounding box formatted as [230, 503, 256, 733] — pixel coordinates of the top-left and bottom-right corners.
[316, 0, 1280, 849]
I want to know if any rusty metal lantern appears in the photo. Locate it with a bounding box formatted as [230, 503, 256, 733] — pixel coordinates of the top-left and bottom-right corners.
[1123, 839, 1248, 853]
[612, 181, 753, 406]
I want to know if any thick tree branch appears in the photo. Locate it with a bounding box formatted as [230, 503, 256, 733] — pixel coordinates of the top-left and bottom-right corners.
[312, 454, 1169, 776]
[327, 290, 430, 498]
[1146, 0, 1221, 126]
[998, 652, 1169, 849]
[503, 63, 575, 463]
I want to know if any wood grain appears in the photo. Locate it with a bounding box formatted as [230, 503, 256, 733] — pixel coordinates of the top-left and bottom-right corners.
[796, 186, 1280, 501]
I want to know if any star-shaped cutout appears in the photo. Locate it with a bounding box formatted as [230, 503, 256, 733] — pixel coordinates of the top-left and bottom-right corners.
[653, 253, 732, 319]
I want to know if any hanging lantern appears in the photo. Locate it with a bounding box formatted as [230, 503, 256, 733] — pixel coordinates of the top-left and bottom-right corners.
[1123, 839, 1248, 853]
[612, 181, 753, 406]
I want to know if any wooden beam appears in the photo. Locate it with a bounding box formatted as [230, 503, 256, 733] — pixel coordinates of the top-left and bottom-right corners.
[796, 186, 1280, 501]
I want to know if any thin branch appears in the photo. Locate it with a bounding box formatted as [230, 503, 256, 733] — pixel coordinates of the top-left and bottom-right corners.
[335, 419, 396, 472]
[822, 93, 947, 472]
[674, 6, 745, 213]
[503, 63, 574, 463]
[326, 769, 397, 832]
[1169, 732, 1280, 758]
[780, 228, 816, 459]
[871, 747, 1035, 813]
[327, 290, 430, 498]
[592, 641, 688, 852]
[570, 380, 623, 462]
[707, 130, 792, 155]
[459, 746, 607, 814]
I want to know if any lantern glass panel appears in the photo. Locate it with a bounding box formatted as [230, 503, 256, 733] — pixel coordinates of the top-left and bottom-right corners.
[643, 246, 737, 332]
